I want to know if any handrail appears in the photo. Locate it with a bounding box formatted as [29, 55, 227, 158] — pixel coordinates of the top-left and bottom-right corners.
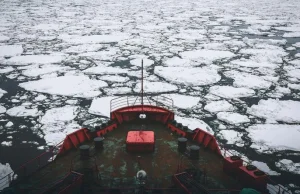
[218, 144, 292, 194]
[0, 140, 64, 191]
[110, 95, 174, 112]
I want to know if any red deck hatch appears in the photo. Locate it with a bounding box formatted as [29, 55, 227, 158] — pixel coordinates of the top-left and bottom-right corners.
[126, 131, 155, 152]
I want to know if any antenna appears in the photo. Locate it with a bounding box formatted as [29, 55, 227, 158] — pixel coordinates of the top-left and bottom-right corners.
[141, 59, 144, 107]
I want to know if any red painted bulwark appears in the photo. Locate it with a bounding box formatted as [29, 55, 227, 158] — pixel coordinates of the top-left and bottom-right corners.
[238, 166, 268, 190]
[58, 128, 90, 155]
[223, 157, 243, 175]
[96, 123, 117, 137]
[193, 129, 222, 156]
[167, 124, 186, 137]
[111, 105, 174, 124]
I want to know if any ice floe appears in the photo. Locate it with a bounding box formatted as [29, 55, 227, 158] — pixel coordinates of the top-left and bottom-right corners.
[0, 89, 7, 99]
[64, 44, 104, 53]
[89, 96, 115, 117]
[130, 58, 154, 67]
[283, 32, 300, 38]
[204, 100, 234, 113]
[251, 161, 280, 176]
[0, 67, 14, 74]
[40, 106, 79, 145]
[246, 124, 300, 152]
[180, 50, 235, 64]
[224, 70, 273, 89]
[1, 141, 12, 146]
[100, 75, 129, 83]
[134, 81, 178, 93]
[22, 65, 70, 77]
[217, 112, 250, 124]
[0, 163, 14, 190]
[154, 66, 221, 86]
[247, 99, 300, 123]
[0, 45, 23, 57]
[0, 35, 9, 42]
[0, 105, 6, 114]
[104, 87, 132, 95]
[5, 121, 13, 127]
[218, 130, 243, 145]
[19, 75, 107, 98]
[6, 106, 39, 117]
[60, 33, 129, 44]
[209, 86, 255, 99]
[41, 106, 78, 124]
[275, 159, 300, 175]
[175, 116, 214, 135]
[166, 94, 200, 109]
[83, 66, 128, 75]
[163, 57, 190, 67]
[240, 47, 287, 64]
[2, 55, 65, 66]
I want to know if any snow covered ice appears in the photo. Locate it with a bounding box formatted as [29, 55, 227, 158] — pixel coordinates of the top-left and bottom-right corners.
[0, 0, 300, 188]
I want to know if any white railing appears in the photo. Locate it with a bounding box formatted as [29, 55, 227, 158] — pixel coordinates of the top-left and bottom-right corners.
[110, 95, 174, 112]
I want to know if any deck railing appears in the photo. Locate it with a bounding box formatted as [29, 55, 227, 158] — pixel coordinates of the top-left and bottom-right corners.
[0, 140, 64, 192]
[110, 95, 174, 112]
[219, 145, 292, 194]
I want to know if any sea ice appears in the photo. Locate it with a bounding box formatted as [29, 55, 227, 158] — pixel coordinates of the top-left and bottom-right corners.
[204, 100, 234, 113]
[283, 32, 300, 38]
[166, 94, 200, 109]
[100, 75, 129, 83]
[218, 130, 243, 145]
[246, 124, 300, 152]
[59, 33, 130, 44]
[130, 58, 154, 67]
[22, 65, 70, 77]
[0, 35, 9, 42]
[217, 112, 250, 124]
[19, 75, 107, 98]
[275, 159, 300, 174]
[293, 42, 300, 47]
[2, 55, 65, 66]
[288, 84, 300, 90]
[0, 106, 6, 114]
[0, 88, 7, 99]
[104, 87, 132, 95]
[5, 121, 13, 127]
[89, 96, 115, 117]
[154, 66, 221, 86]
[209, 86, 255, 99]
[224, 70, 273, 89]
[64, 44, 104, 53]
[251, 161, 280, 176]
[247, 99, 300, 123]
[41, 106, 78, 124]
[163, 57, 190, 67]
[0, 163, 14, 190]
[1, 141, 12, 146]
[83, 66, 128, 75]
[240, 47, 287, 64]
[40, 106, 79, 145]
[180, 49, 235, 64]
[134, 81, 178, 93]
[0, 67, 14, 74]
[0, 45, 23, 57]
[34, 94, 47, 101]
[175, 116, 214, 135]
[6, 106, 39, 117]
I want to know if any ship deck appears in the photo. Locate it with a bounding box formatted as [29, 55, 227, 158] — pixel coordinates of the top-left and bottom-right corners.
[11, 121, 240, 194]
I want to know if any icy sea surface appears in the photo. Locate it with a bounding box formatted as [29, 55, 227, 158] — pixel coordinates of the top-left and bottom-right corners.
[0, 0, 300, 191]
